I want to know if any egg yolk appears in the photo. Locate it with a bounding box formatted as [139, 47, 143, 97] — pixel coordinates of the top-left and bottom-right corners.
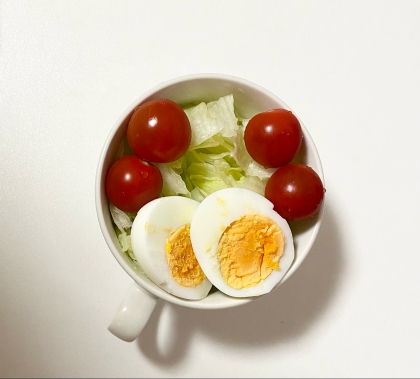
[217, 214, 285, 289]
[165, 224, 206, 288]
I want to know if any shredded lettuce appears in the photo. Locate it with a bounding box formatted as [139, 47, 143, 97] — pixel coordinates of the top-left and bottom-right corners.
[110, 203, 133, 231]
[185, 94, 238, 147]
[109, 204, 143, 271]
[155, 160, 189, 197]
[157, 95, 272, 199]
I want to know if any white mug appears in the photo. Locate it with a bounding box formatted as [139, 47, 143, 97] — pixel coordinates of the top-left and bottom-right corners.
[95, 73, 324, 342]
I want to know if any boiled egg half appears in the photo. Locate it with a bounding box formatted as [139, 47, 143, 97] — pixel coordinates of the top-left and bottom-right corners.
[190, 188, 294, 297]
[131, 196, 212, 300]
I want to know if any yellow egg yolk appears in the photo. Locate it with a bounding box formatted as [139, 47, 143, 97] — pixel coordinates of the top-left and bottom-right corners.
[217, 214, 285, 289]
[165, 224, 206, 288]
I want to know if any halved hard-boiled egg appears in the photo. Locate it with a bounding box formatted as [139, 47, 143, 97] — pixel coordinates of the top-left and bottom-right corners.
[131, 196, 212, 300]
[190, 188, 294, 297]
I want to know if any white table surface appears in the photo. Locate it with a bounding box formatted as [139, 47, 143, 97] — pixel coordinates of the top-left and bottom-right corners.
[1, 1, 419, 377]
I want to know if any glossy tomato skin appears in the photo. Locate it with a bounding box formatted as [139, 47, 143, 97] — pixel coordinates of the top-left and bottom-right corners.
[244, 109, 303, 168]
[265, 163, 324, 221]
[105, 155, 163, 213]
[127, 98, 191, 163]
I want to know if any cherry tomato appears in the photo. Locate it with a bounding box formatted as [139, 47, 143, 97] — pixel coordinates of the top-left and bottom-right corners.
[244, 109, 303, 168]
[105, 155, 163, 213]
[265, 164, 325, 221]
[127, 98, 191, 163]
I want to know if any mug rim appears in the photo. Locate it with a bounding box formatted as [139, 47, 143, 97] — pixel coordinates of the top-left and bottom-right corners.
[95, 72, 324, 310]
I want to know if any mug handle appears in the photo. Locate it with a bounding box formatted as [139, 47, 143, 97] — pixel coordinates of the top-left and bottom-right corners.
[108, 281, 158, 342]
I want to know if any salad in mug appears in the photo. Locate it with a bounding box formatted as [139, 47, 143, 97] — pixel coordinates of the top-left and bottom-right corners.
[105, 95, 325, 300]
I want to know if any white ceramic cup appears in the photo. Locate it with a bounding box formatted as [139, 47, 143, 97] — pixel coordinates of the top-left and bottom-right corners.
[95, 73, 324, 342]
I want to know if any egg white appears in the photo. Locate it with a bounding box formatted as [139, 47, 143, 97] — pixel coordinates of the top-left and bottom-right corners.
[190, 188, 294, 298]
[131, 196, 212, 300]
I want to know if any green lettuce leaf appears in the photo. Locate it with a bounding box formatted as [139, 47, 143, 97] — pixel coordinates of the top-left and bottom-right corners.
[158, 95, 272, 200]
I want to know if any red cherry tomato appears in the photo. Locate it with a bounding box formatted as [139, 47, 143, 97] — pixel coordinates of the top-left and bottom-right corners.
[265, 163, 325, 221]
[244, 109, 303, 168]
[105, 155, 163, 213]
[127, 98, 191, 163]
